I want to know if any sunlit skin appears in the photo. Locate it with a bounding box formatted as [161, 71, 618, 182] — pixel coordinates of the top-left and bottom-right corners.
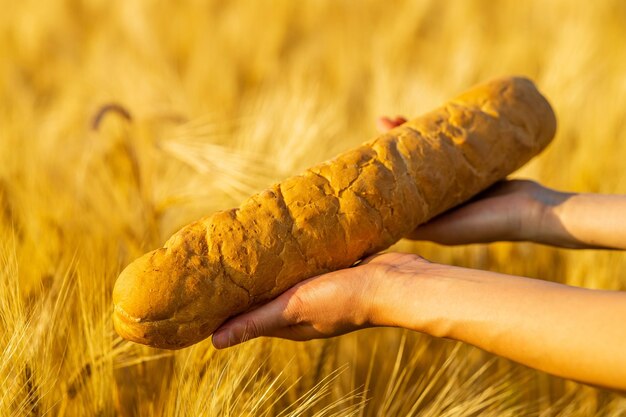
[213, 116, 626, 392]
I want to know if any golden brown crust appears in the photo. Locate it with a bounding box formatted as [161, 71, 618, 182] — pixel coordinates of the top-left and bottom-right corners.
[113, 76, 557, 349]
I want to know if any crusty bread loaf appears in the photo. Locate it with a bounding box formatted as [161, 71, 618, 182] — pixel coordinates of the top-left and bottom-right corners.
[113, 76, 556, 349]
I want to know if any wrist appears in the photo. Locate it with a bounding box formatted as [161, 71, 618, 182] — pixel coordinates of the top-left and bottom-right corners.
[535, 191, 579, 247]
[364, 260, 456, 336]
[519, 184, 576, 246]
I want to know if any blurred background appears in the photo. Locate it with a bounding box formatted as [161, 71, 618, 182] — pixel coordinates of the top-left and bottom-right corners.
[1, 0, 625, 415]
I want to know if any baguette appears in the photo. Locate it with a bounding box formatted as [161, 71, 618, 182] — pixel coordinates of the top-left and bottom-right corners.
[113, 76, 556, 349]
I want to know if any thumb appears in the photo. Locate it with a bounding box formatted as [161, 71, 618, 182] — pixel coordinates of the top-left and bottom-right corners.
[212, 296, 291, 349]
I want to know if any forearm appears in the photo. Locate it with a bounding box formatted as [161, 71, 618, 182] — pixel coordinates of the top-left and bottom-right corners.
[541, 193, 626, 249]
[372, 263, 626, 390]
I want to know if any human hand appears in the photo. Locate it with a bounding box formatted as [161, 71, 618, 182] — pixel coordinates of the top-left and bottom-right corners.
[215, 246, 626, 390]
[407, 179, 571, 245]
[212, 252, 430, 348]
[377, 116, 571, 246]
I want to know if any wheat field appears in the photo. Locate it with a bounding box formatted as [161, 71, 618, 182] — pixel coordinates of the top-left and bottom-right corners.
[1, 1, 626, 415]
